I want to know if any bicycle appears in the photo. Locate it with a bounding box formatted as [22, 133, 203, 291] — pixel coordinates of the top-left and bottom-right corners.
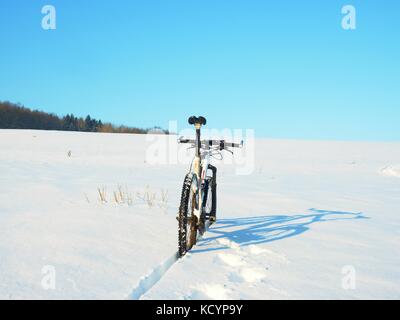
[177, 116, 243, 257]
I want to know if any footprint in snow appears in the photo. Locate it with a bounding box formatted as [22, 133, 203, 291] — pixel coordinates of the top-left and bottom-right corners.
[216, 253, 247, 267]
[216, 238, 240, 250]
[228, 267, 267, 284]
[213, 237, 290, 292]
[189, 283, 231, 300]
[214, 239, 268, 285]
[246, 245, 289, 264]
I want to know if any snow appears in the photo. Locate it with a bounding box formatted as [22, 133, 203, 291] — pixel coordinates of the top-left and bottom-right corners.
[380, 165, 400, 178]
[0, 129, 399, 299]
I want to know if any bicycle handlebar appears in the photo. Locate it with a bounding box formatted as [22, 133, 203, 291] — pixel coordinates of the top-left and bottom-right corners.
[178, 137, 243, 150]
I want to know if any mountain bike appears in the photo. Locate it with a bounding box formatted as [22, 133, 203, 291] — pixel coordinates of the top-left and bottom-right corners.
[177, 116, 243, 257]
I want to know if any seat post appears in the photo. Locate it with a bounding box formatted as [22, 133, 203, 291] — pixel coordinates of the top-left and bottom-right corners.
[188, 116, 206, 158]
[195, 124, 201, 158]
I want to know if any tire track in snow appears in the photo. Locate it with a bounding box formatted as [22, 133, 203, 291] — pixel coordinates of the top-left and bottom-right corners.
[127, 221, 212, 300]
[128, 251, 179, 300]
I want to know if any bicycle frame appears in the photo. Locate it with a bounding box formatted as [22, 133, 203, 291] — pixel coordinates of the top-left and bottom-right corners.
[181, 122, 243, 222]
[187, 123, 210, 221]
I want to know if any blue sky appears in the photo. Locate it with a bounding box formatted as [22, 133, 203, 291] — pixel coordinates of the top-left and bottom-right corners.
[0, 0, 399, 140]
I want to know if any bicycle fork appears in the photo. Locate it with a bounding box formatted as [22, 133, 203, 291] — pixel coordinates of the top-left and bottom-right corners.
[201, 164, 217, 220]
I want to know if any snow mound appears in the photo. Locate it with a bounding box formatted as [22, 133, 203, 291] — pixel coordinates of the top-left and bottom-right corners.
[380, 165, 400, 178]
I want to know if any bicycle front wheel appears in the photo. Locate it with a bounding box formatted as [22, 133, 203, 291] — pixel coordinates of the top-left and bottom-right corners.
[178, 174, 198, 257]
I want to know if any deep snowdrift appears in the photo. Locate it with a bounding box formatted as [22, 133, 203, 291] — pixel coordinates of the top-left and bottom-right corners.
[0, 130, 399, 299]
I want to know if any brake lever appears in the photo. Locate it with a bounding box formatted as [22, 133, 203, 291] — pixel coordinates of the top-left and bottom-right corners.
[224, 148, 234, 155]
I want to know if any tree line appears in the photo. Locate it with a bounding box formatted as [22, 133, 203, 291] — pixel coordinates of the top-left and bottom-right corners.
[0, 101, 168, 134]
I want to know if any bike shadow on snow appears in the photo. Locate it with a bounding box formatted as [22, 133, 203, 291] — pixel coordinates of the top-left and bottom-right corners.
[191, 208, 369, 254]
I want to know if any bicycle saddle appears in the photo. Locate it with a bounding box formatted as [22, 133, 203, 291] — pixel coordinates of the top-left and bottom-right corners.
[188, 116, 207, 126]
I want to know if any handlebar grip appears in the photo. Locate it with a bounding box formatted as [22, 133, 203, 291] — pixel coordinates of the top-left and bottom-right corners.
[224, 141, 244, 148]
[214, 140, 243, 150]
[178, 137, 195, 144]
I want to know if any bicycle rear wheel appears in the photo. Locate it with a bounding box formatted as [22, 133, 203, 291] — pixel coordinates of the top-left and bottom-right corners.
[178, 174, 198, 257]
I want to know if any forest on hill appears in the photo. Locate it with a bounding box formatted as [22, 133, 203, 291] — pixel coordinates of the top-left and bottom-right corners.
[0, 101, 168, 134]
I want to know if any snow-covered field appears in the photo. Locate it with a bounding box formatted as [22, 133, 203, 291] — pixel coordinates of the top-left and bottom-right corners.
[0, 129, 399, 299]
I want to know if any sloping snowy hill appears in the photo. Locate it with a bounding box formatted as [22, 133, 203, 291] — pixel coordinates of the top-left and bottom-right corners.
[0, 129, 399, 299]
